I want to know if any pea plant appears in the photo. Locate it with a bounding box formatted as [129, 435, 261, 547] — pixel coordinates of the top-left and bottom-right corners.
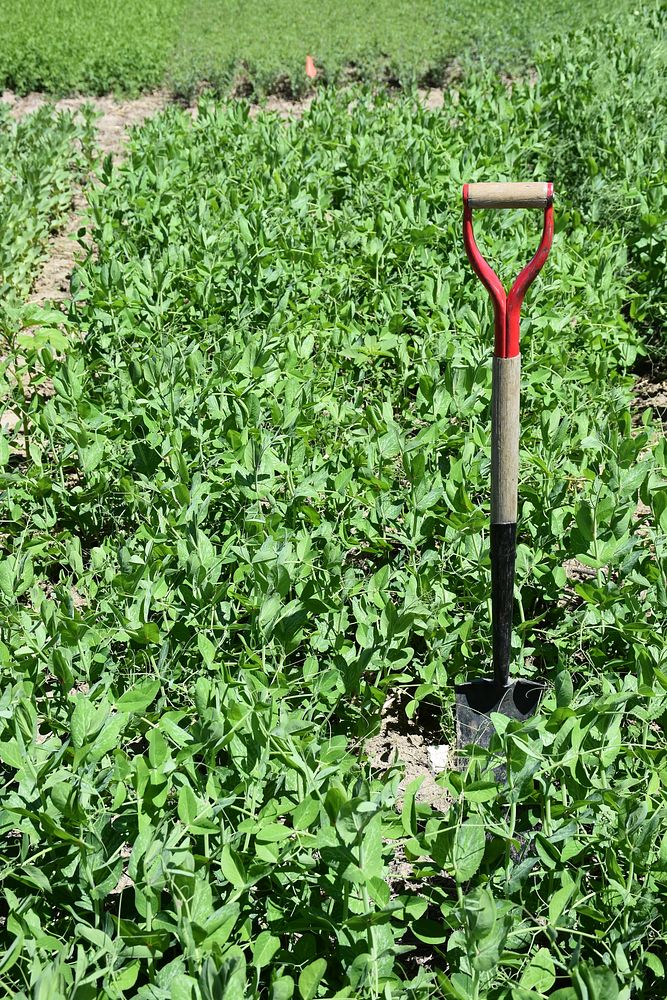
[0, 6, 666, 998]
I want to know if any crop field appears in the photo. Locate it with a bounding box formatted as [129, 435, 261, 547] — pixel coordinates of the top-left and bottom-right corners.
[0, 0, 640, 99]
[1, 2, 666, 999]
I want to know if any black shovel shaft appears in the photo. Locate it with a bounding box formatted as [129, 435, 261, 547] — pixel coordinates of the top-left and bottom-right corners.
[490, 355, 520, 688]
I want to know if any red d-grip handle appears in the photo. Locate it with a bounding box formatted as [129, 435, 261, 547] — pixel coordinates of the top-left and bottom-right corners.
[462, 182, 554, 358]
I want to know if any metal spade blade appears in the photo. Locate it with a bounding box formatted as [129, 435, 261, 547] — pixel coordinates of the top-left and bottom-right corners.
[455, 678, 545, 750]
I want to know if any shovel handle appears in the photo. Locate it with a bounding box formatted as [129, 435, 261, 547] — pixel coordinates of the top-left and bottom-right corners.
[462, 182, 554, 357]
[466, 182, 553, 209]
[462, 182, 555, 689]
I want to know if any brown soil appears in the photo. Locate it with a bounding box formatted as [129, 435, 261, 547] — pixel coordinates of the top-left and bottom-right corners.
[634, 373, 667, 426]
[29, 190, 88, 306]
[2, 90, 171, 152]
[365, 695, 452, 813]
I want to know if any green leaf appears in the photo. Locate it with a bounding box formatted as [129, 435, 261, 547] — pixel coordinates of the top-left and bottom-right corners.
[577, 964, 620, 1000]
[128, 622, 160, 645]
[256, 822, 292, 843]
[0, 740, 25, 771]
[555, 671, 574, 707]
[115, 679, 160, 714]
[575, 503, 595, 543]
[197, 633, 216, 666]
[645, 953, 665, 978]
[412, 918, 448, 944]
[113, 961, 140, 992]
[71, 697, 104, 749]
[293, 795, 320, 830]
[252, 931, 280, 969]
[298, 959, 327, 1000]
[401, 775, 424, 836]
[177, 785, 217, 833]
[452, 820, 486, 882]
[519, 948, 556, 993]
[0, 559, 15, 599]
[21, 304, 71, 329]
[271, 977, 295, 1000]
[549, 879, 576, 926]
[220, 845, 246, 889]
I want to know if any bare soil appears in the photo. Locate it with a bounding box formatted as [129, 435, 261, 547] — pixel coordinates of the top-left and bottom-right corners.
[2, 90, 171, 151]
[634, 373, 667, 426]
[365, 694, 452, 813]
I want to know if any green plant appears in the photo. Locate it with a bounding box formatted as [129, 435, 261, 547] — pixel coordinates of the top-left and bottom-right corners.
[0, 0, 641, 100]
[0, 5, 666, 997]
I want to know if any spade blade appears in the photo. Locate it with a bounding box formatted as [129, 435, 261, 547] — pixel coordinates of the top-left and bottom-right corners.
[455, 678, 544, 750]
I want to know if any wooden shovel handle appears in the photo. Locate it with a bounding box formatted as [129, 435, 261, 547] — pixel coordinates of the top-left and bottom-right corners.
[490, 355, 521, 688]
[466, 182, 553, 209]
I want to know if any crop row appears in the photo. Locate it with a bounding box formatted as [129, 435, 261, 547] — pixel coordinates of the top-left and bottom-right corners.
[0, 104, 92, 307]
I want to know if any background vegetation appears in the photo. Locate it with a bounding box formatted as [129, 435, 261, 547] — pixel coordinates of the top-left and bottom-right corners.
[0, 0, 641, 98]
[0, 1, 665, 998]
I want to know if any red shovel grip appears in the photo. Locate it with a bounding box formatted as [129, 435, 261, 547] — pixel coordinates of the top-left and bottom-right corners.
[462, 182, 554, 358]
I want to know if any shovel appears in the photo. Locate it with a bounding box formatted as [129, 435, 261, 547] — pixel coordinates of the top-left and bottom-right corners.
[455, 182, 554, 750]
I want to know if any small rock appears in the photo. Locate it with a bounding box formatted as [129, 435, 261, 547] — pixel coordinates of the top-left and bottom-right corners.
[427, 744, 451, 775]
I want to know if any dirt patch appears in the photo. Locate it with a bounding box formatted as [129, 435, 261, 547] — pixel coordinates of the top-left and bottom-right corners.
[250, 94, 314, 119]
[418, 88, 445, 111]
[634, 373, 667, 426]
[563, 558, 598, 585]
[29, 191, 88, 305]
[2, 90, 171, 154]
[365, 694, 452, 813]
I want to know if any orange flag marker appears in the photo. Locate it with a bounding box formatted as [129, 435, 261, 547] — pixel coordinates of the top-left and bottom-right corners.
[305, 55, 317, 78]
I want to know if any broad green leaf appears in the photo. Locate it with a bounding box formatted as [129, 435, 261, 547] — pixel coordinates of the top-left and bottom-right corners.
[256, 822, 292, 843]
[293, 795, 320, 830]
[452, 820, 486, 882]
[220, 845, 246, 889]
[252, 931, 280, 969]
[0, 740, 25, 771]
[0, 559, 15, 599]
[197, 633, 216, 666]
[298, 959, 326, 1000]
[555, 671, 574, 707]
[115, 679, 160, 714]
[271, 976, 295, 1000]
[645, 953, 665, 978]
[519, 948, 556, 993]
[71, 697, 105, 749]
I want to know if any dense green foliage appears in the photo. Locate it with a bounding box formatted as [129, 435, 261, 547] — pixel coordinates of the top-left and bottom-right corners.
[0, 104, 94, 448]
[541, 5, 666, 345]
[1, 4, 666, 999]
[0, 0, 637, 98]
[0, 0, 185, 96]
[169, 0, 632, 99]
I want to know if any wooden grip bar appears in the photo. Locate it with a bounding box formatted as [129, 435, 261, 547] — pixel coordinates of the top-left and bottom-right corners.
[466, 182, 553, 209]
